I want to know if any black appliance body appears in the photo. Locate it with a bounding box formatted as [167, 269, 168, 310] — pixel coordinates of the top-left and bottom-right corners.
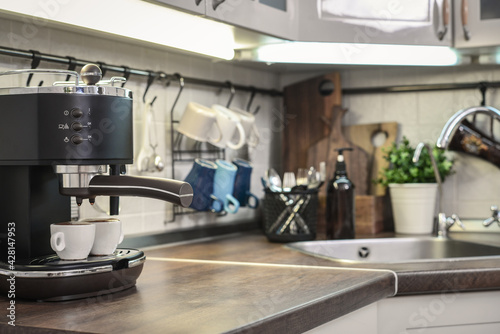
[0, 68, 192, 301]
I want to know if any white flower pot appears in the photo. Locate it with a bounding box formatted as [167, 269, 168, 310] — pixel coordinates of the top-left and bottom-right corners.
[388, 183, 438, 235]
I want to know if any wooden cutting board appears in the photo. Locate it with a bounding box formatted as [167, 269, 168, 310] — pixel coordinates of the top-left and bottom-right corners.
[326, 107, 370, 196]
[307, 106, 370, 196]
[307, 106, 370, 236]
[282, 72, 342, 174]
[343, 122, 398, 196]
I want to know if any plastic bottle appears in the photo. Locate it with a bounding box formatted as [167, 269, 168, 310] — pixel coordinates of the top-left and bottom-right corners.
[326, 148, 355, 239]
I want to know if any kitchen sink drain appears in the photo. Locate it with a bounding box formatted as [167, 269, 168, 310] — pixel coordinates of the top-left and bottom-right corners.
[358, 246, 370, 259]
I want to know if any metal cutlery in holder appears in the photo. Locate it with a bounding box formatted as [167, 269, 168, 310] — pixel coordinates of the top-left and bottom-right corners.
[263, 189, 318, 242]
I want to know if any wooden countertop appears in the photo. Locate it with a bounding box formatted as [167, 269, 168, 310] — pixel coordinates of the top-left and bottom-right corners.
[0, 233, 396, 334]
[146, 232, 500, 295]
[3, 231, 500, 333]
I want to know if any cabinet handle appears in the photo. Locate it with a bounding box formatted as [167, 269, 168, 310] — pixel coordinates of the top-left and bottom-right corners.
[437, 0, 450, 40]
[195, 0, 202, 5]
[462, 0, 471, 40]
[212, 0, 225, 10]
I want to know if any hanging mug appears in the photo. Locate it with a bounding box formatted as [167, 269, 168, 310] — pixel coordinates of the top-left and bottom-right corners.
[184, 159, 224, 212]
[209, 105, 246, 150]
[177, 102, 223, 144]
[229, 107, 260, 148]
[232, 158, 259, 208]
[212, 159, 240, 214]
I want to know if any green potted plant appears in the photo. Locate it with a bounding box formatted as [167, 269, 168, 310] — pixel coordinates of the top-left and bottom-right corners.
[376, 137, 454, 234]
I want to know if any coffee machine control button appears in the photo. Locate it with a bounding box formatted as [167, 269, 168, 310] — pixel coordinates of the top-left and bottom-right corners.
[71, 108, 83, 118]
[71, 122, 83, 132]
[71, 135, 84, 145]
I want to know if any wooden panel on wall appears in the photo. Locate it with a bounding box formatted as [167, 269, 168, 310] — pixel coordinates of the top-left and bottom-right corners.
[282, 72, 342, 174]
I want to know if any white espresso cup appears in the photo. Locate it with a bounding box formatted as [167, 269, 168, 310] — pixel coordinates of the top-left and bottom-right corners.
[82, 218, 124, 256]
[210, 104, 246, 150]
[50, 222, 96, 260]
[177, 102, 223, 144]
[229, 107, 260, 147]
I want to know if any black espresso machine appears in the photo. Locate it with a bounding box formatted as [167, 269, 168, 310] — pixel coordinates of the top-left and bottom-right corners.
[0, 65, 193, 301]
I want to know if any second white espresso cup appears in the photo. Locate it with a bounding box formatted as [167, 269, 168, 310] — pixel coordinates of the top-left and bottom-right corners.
[82, 218, 124, 256]
[50, 222, 96, 260]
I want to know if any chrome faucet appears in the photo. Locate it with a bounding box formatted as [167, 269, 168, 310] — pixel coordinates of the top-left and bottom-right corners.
[437, 106, 500, 233]
[484, 205, 500, 227]
[413, 142, 464, 237]
[436, 106, 500, 150]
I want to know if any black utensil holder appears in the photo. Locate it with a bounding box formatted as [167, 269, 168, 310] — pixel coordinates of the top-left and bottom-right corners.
[263, 189, 318, 243]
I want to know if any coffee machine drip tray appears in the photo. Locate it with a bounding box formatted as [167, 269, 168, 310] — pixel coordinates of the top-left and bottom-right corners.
[0, 249, 145, 301]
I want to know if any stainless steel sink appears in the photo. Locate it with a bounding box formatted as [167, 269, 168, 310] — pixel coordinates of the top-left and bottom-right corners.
[286, 237, 500, 264]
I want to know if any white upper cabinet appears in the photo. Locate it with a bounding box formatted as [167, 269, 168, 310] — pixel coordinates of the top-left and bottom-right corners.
[205, 0, 298, 40]
[297, 0, 452, 46]
[454, 0, 500, 48]
[153, 0, 206, 14]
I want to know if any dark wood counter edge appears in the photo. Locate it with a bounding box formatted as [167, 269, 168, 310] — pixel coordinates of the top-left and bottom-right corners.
[225, 274, 396, 334]
[396, 268, 500, 295]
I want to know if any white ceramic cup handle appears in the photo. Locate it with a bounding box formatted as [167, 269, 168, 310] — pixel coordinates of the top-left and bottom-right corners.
[247, 123, 260, 147]
[208, 120, 223, 144]
[227, 122, 246, 150]
[50, 232, 65, 252]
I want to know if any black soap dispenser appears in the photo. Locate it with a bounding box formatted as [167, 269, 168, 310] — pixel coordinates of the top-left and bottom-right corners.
[326, 148, 355, 239]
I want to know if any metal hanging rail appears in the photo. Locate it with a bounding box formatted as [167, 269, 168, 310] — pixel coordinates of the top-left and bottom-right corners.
[5, 46, 500, 98]
[0, 45, 283, 97]
[343, 81, 500, 95]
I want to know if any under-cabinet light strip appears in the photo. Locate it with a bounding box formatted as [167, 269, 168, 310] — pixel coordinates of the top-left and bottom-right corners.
[237, 42, 461, 66]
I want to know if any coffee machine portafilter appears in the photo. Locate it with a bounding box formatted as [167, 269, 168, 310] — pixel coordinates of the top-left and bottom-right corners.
[0, 65, 193, 301]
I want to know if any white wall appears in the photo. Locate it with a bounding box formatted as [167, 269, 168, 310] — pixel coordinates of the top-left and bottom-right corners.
[0, 16, 282, 236]
[282, 65, 500, 220]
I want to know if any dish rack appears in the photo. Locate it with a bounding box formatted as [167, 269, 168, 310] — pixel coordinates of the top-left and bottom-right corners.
[168, 81, 226, 221]
[169, 127, 226, 221]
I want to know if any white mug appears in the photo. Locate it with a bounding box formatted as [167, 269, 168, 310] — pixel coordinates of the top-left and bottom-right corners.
[50, 222, 96, 260]
[210, 104, 246, 150]
[177, 102, 222, 144]
[229, 107, 260, 147]
[83, 218, 124, 256]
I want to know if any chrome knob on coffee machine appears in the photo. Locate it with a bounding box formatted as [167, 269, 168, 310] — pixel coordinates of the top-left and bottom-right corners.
[0, 64, 192, 301]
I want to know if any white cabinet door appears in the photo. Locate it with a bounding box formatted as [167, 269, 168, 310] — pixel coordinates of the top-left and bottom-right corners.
[378, 291, 500, 333]
[153, 0, 206, 14]
[205, 0, 298, 40]
[454, 0, 500, 48]
[306, 291, 500, 333]
[297, 0, 452, 46]
[305, 303, 378, 334]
